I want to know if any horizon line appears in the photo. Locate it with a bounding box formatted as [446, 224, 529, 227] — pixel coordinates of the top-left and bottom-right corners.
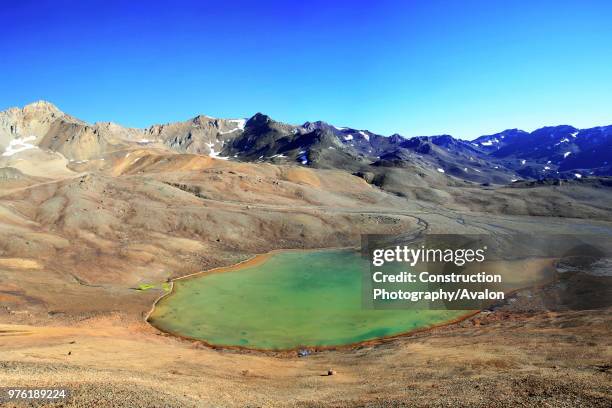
[4, 100, 611, 142]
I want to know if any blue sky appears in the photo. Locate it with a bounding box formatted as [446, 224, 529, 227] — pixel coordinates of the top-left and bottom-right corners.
[1, 0, 611, 139]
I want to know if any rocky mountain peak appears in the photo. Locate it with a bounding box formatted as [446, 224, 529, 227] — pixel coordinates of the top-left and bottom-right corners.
[247, 113, 272, 127]
[388, 134, 405, 144]
[22, 100, 63, 115]
[430, 135, 456, 146]
[302, 121, 332, 132]
[191, 114, 218, 125]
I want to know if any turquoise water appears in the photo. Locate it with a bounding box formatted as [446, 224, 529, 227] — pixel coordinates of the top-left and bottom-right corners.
[148, 250, 468, 350]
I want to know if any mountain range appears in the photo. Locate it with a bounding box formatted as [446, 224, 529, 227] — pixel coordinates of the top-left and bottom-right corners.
[1, 101, 610, 186]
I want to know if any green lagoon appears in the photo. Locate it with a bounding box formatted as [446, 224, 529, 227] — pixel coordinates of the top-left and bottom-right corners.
[148, 250, 469, 350]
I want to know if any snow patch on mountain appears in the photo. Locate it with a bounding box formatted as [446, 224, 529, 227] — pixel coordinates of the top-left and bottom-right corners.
[229, 119, 246, 130]
[2, 136, 37, 156]
[480, 138, 499, 146]
[219, 119, 246, 134]
[206, 142, 229, 160]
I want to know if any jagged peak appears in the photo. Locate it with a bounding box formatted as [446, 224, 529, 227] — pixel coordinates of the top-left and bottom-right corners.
[302, 120, 329, 127]
[191, 114, 218, 125]
[22, 100, 62, 113]
[302, 121, 336, 133]
[246, 112, 273, 126]
[388, 133, 405, 143]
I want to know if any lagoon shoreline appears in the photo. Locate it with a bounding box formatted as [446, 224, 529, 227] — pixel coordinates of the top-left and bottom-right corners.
[146, 247, 481, 354]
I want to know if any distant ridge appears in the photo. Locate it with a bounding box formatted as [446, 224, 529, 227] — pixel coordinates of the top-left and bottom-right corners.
[0, 101, 610, 182]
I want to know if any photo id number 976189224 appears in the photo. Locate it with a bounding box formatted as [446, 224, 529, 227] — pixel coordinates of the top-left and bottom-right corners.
[1, 388, 71, 401]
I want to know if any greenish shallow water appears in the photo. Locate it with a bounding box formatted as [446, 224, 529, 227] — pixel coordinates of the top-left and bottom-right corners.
[149, 250, 469, 350]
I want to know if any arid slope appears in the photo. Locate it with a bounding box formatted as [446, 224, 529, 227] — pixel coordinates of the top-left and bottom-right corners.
[0, 128, 610, 406]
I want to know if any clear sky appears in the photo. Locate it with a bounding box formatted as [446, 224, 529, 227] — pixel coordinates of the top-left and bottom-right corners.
[1, 0, 611, 139]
